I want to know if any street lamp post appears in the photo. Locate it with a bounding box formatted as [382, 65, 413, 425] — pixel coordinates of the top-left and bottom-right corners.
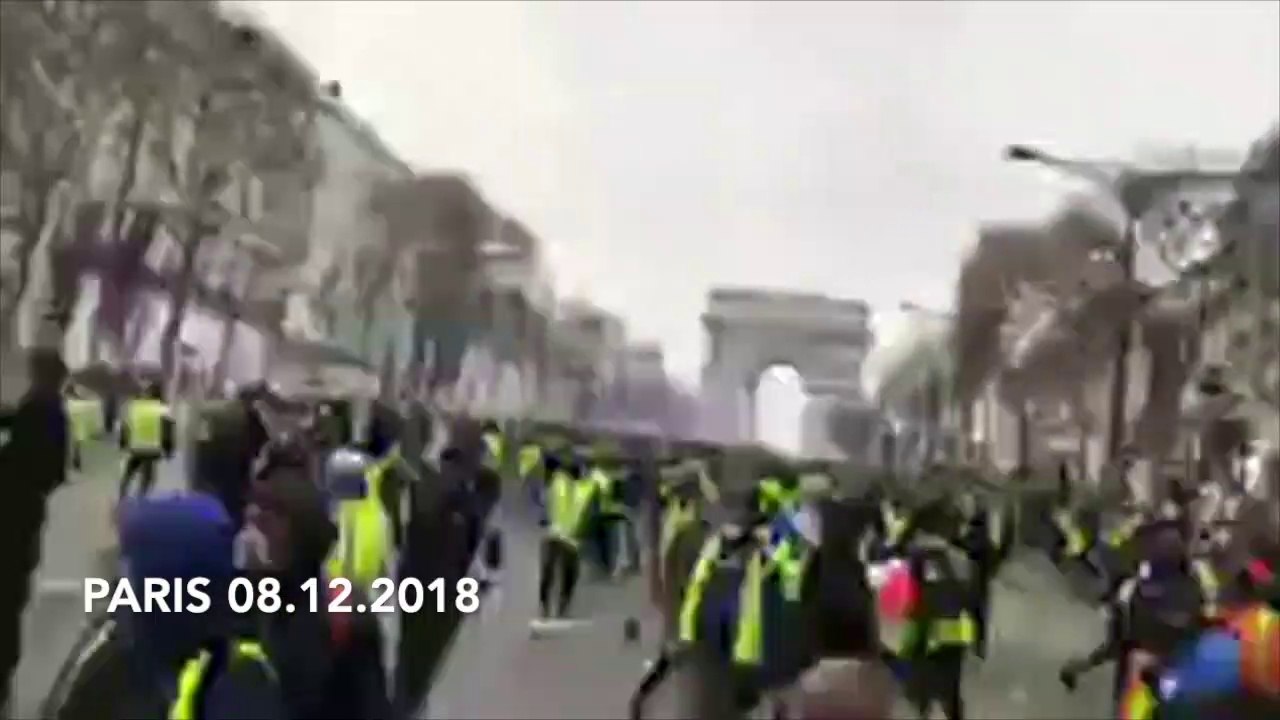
[1003, 144, 1243, 476]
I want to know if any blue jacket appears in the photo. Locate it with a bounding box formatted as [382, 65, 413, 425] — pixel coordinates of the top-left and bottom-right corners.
[118, 493, 286, 719]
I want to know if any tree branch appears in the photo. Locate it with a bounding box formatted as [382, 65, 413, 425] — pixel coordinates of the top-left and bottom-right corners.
[28, 55, 77, 120]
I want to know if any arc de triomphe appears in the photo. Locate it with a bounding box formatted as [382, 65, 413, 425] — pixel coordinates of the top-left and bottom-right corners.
[699, 288, 876, 458]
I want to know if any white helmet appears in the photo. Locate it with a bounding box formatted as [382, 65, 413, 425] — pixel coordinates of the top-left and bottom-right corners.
[324, 447, 374, 500]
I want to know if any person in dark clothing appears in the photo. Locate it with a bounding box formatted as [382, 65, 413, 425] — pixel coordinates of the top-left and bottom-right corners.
[896, 498, 976, 720]
[0, 349, 69, 713]
[190, 394, 269, 528]
[365, 403, 417, 550]
[396, 435, 488, 717]
[1059, 520, 1209, 714]
[959, 497, 1004, 659]
[252, 465, 392, 720]
[808, 497, 880, 660]
[116, 493, 287, 719]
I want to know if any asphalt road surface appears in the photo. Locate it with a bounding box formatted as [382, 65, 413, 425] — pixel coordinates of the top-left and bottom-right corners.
[426, 512, 1114, 719]
[423, 503, 662, 720]
[12, 443, 184, 718]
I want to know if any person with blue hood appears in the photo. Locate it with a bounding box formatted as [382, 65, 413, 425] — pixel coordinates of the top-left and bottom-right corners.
[117, 492, 286, 719]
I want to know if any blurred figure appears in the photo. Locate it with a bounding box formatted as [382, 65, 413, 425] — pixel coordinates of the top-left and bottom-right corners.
[397, 441, 468, 716]
[0, 349, 70, 713]
[190, 388, 265, 528]
[893, 498, 977, 720]
[252, 465, 392, 720]
[538, 449, 598, 619]
[63, 382, 102, 473]
[1060, 520, 1209, 718]
[117, 380, 173, 499]
[322, 448, 393, 596]
[365, 403, 414, 551]
[116, 493, 286, 718]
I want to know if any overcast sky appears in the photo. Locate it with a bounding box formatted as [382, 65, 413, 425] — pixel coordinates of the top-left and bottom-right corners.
[235, 0, 1276, 398]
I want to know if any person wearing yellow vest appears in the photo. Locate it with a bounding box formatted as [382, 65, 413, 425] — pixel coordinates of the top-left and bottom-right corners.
[958, 493, 1009, 659]
[1059, 519, 1212, 718]
[874, 488, 915, 559]
[481, 420, 504, 475]
[518, 439, 544, 483]
[756, 472, 800, 518]
[117, 382, 174, 499]
[63, 383, 103, 472]
[537, 451, 599, 619]
[590, 447, 640, 578]
[322, 447, 395, 596]
[894, 498, 977, 720]
[117, 493, 287, 719]
[655, 459, 717, 587]
[630, 509, 773, 719]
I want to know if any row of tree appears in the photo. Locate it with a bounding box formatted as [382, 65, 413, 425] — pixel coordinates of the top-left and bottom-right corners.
[0, 1, 612, 420]
[1, 0, 318, 385]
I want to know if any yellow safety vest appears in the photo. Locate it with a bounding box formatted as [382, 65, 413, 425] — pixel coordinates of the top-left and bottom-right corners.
[882, 503, 908, 547]
[592, 467, 626, 515]
[325, 458, 393, 591]
[482, 432, 503, 471]
[758, 477, 798, 515]
[769, 535, 811, 601]
[1191, 557, 1221, 618]
[923, 548, 977, 653]
[1053, 509, 1089, 558]
[678, 533, 766, 666]
[65, 397, 102, 443]
[1107, 514, 1144, 548]
[659, 499, 697, 568]
[547, 471, 597, 547]
[168, 639, 275, 720]
[925, 614, 977, 652]
[518, 444, 542, 479]
[125, 399, 168, 452]
[893, 540, 978, 656]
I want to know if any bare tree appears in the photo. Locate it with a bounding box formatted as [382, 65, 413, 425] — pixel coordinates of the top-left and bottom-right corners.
[89, 2, 200, 363]
[0, 0, 152, 352]
[148, 19, 316, 383]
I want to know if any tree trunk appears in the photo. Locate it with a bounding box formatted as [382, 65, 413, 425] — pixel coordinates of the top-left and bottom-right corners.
[160, 215, 202, 385]
[210, 308, 238, 393]
[90, 114, 147, 364]
[30, 182, 84, 352]
[0, 182, 54, 351]
[211, 265, 259, 391]
[358, 301, 373, 362]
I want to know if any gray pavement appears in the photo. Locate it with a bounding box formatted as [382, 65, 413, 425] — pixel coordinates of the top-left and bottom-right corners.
[424, 505, 660, 720]
[12, 442, 184, 718]
[427, 517, 1116, 719]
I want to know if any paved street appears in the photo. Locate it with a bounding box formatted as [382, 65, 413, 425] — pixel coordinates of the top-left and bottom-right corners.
[12, 442, 185, 718]
[427, 518, 1114, 719]
[424, 502, 661, 720]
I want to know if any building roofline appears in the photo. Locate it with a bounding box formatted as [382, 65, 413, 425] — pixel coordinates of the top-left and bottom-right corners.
[317, 98, 414, 176]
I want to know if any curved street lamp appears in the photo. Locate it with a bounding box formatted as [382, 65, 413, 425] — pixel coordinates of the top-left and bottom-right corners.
[1003, 143, 1243, 466]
